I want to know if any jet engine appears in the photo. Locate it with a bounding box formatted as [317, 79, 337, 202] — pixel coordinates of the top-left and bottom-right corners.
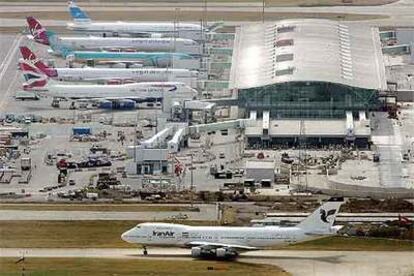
[216, 248, 227, 258]
[216, 248, 237, 259]
[191, 247, 202, 257]
[65, 54, 75, 62]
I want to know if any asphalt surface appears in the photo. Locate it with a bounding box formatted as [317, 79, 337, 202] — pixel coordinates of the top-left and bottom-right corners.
[0, 0, 414, 26]
[0, 204, 218, 221]
[1, 248, 413, 276]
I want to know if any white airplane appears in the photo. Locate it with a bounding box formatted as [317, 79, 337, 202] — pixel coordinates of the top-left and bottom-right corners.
[121, 197, 344, 259]
[67, 1, 222, 39]
[20, 61, 197, 103]
[19, 47, 198, 88]
[27, 17, 202, 55]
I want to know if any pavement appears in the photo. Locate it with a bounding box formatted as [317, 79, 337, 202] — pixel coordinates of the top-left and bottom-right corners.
[1, 0, 414, 26]
[0, 0, 414, 27]
[0, 204, 218, 221]
[0, 247, 413, 276]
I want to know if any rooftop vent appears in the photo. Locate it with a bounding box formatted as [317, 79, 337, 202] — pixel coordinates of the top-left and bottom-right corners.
[277, 26, 296, 33]
[275, 39, 294, 47]
[275, 67, 295, 76]
[276, 53, 294, 62]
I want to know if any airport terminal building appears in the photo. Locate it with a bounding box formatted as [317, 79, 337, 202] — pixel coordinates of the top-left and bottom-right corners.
[228, 19, 388, 148]
[230, 19, 387, 119]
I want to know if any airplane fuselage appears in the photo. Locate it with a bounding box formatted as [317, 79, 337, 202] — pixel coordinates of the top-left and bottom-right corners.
[58, 37, 202, 55]
[122, 223, 322, 248]
[67, 22, 203, 34]
[53, 68, 197, 85]
[61, 51, 200, 69]
[43, 82, 196, 101]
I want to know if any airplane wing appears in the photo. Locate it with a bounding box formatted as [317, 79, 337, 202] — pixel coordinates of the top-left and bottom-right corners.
[186, 241, 258, 251]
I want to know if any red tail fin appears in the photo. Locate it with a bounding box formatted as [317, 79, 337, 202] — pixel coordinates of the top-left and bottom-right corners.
[19, 61, 48, 91]
[26, 16, 49, 45]
[19, 47, 57, 77]
[20, 46, 37, 61]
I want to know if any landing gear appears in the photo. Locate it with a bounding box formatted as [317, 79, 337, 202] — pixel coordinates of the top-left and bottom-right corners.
[51, 98, 60, 108]
[142, 246, 148, 256]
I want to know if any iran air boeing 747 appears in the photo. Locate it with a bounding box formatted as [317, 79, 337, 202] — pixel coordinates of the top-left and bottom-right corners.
[121, 197, 344, 259]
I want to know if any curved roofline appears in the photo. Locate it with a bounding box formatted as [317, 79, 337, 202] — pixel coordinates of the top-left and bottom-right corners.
[230, 19, 387, 91]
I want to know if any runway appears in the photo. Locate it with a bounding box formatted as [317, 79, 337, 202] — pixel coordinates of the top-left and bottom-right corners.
[0, 204, 218, 221]
[1, 247, 413, 276]
[1, 0, 414, 26]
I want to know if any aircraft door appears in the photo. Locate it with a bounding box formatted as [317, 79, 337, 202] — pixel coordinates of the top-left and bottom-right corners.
[147, 229, 152, 242]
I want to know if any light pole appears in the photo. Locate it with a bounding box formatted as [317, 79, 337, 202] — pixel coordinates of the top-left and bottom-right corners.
[262, 0, 265, 23]
[190, 153, 194, 208]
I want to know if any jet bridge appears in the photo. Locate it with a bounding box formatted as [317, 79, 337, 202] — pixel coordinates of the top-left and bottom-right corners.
[165, 118, 255, 153]
[140, 127, 173, 149]
[345, 111, 355, 141]
[168, 127, 187, 153]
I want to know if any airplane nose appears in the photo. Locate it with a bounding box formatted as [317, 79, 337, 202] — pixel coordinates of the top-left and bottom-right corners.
[121, 230, 132, 243]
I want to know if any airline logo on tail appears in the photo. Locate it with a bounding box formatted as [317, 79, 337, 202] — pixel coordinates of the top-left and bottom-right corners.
[68, 1, 91, 23]
[320, 209, 337, 223]
[26, 16, 49, 45]
[19, 47, 58, 78]
[19, 61, 48, 91]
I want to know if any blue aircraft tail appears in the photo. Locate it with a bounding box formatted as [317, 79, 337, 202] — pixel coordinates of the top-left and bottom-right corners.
[68, 1, 91, 23]
[46, 31, 72, 58]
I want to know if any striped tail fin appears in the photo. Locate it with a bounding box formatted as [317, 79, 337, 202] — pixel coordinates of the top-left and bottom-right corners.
[19, 46, 58, 78]
[19, 61, 48, 91]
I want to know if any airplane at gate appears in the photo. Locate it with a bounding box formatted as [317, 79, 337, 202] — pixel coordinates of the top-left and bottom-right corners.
[66, 1, 222, 39]
[42, 30, 200, 69]
[19, 47, 198, 88]
[19, 61, 197, 103]
[121, 197, 344, 259]
[26, 17, 202, 55]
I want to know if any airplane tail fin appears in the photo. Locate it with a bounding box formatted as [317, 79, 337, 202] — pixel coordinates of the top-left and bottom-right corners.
[19, 61, 48, 91]
[19, 46, 58, 78]
[45, 31, 72, 58]
[26, 16, 49, 45]
[68, 1, 91, 23]
[296, 197, 344, 235]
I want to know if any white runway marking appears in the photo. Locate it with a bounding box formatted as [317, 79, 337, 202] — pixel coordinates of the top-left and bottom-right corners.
[0, 35, 23, 110]
[0, 34, 19, 72]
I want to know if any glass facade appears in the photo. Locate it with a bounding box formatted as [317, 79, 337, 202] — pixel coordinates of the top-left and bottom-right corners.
[238, 81, 380, 119]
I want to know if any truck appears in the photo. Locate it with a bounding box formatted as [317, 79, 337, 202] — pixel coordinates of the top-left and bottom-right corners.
[21, 157, 31, 171]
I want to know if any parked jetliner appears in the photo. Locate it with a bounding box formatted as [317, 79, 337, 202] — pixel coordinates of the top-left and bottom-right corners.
[42, 31, 200, 69]
[26, 17, 202, 55]
[19, 47, 198, 87]
[121, 197, 344, 259]
[20, 62, 197, 103]
[67, 1, 222, 39]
